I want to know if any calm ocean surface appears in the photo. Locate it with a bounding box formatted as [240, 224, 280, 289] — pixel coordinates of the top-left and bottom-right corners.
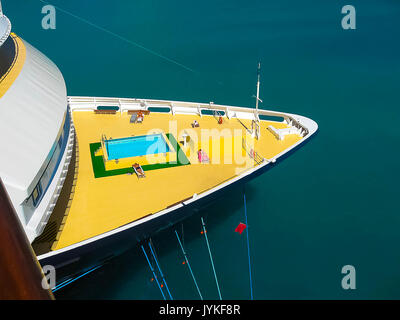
[6, 0, 400, 299]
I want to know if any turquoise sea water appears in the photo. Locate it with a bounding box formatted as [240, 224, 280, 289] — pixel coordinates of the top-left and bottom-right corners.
[5, 0, 400, 299]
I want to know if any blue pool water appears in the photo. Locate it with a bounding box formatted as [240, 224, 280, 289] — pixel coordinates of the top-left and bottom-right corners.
[105, 134, 170, 160]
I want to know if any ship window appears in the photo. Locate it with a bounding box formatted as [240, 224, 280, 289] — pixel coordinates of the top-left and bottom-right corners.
[26, 110, 70, 208]
[200, 109, 225, 116]
[32, 184, 42, 207]
[258, 115, 284, 122]
[97, 106, 119, 111]
[148, 107, 171, 113]
[58, 133, 63, 148]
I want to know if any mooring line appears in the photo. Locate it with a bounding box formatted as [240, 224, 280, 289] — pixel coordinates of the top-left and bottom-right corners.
[52, 264, 102, 292]
[200, 217, 222, 300]
[175, 230, 203, 300]
[181, 222, 185, 248]
[148, 240, 173, 300]
[243, 187, 254, 300]
[141, 244, 166, 300]
[37, 0, 195, 73]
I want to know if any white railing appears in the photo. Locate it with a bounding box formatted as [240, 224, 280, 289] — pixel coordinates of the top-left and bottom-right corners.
[67, 96, 316, 138]
[100, 134, 108, 162]
[242, 137, 264, 165]
[31, 109, 76, 238]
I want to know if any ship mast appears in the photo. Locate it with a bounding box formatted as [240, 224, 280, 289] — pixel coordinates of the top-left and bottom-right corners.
[252, 62, 262, 139]
[255, 62, 261, 117]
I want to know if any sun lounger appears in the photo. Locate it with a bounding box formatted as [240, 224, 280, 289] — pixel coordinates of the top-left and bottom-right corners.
[129, 110, 146, 123]
[130, 114, 137, 123]
[132, 163, 146, 178]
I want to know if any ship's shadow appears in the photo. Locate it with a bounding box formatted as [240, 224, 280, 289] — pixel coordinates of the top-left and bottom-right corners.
[55, 182, 257, 299]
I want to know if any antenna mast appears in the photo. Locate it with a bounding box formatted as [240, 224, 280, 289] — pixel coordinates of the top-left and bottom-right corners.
[251, 62, 262, 139]
[255, 62, 261, 117]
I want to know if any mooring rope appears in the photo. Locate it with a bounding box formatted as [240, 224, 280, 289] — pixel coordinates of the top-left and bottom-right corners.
[201, 217, 222, 300]
[181, 222, 185, 248]
[141, 244, 166, 300]
[148, 240, 173, 300]
[52, 264, 103, 292]
[37, 0, 196, 73]
[243, 188, 254, 300]
[175, 230, 203, 300]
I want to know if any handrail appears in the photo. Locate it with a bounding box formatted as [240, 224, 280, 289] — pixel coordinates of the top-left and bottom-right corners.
[68, 97, 306, 121]
[236, 117, 252, 135]
[67, 96, 313, 137]
[242, 137, 264, 165]
[100, 134, 108, 162]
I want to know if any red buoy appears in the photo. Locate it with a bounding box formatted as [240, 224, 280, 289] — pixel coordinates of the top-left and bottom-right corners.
[235, 222, 247, 234]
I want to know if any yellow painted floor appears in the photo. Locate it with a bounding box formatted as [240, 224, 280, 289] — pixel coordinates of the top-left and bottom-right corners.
[52, 111, 302, 250]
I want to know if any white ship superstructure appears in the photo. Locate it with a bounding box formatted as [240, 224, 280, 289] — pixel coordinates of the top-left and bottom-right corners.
[0, 6, 74, 242]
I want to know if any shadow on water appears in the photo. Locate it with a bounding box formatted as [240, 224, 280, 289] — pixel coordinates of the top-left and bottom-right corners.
[56, 183, 257, 299]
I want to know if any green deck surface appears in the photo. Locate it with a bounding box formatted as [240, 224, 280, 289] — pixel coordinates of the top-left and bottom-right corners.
[90, 133, 190, 178]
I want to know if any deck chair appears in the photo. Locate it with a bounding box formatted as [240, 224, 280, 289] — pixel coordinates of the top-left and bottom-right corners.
[132, 163, 146, 178]
[130, 114, 137, 123]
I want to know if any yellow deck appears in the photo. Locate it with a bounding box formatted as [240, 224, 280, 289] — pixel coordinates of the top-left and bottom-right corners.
[51, 111, 302, 250]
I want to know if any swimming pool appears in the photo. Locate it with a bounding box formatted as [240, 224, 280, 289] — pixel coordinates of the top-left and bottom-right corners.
[105, 134, 170, 160]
